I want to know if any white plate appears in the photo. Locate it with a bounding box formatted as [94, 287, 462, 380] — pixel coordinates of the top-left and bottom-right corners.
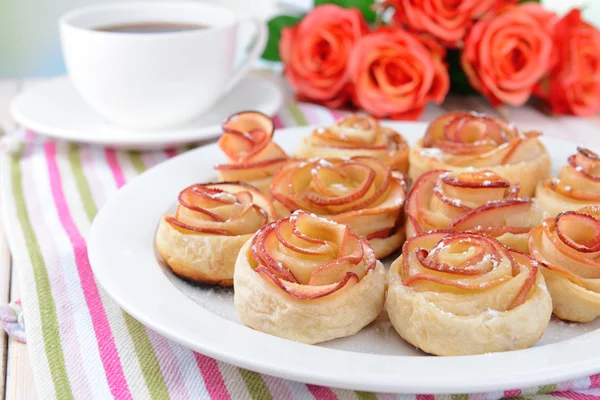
[10, 75, 283, 150]
[89, 122, 600, 394]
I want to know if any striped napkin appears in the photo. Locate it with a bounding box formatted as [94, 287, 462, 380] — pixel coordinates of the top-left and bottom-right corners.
[2, 102, 600, 400]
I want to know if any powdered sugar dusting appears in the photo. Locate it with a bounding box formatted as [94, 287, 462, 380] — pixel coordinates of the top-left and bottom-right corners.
[318, 158, 334, 167]
[420, 148, 443, 159]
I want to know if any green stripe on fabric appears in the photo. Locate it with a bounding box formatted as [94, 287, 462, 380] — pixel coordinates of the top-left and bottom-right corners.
[355, 391, 378, 400]
[287, 103, 309, 126]
[537, 385, 558, 394]
[11, 147, 74, 400]
[452, 395, 469, 400]
[67, 144, 96, 222]
[123, 314, 171, 400]
[128, 152, 146, 175]
[238, 369, 272, 400]
[185, 143, 197, 152]
[69, 146, 170, 399]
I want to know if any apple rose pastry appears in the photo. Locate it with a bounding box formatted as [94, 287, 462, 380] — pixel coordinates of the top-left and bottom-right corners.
[387, 231, 552, 356]
[234, 210, 386, 344]
[296, 114, 409, 172]
[215, 111, 288, 194]
[271, 156, 407, 258]
[156, 182, 277, 286]
[536, 148, 600, 217]
[409, 111, 551, 196]
[529, 207, 600, 322]
[406, 169, 542, 252]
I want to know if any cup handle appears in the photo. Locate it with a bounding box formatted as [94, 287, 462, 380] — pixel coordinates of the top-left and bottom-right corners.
[224, 18, 268, 94]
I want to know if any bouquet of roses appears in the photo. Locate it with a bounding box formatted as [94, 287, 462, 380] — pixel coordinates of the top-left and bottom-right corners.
[263, 0, 600, 119]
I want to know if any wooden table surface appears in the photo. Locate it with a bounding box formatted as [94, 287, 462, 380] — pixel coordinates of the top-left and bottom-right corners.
[1, 75, 600, 400]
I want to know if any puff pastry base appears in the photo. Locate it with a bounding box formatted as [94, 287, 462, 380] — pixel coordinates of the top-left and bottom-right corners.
[386, 257, 553, 356]
[541, 267, 600, 322]
[156, 217, 251, 286]
[234, 239, 387, 344]
[535, 182, 600, 218]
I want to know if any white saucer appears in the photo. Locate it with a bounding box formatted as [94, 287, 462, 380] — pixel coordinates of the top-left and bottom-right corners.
[10, 75, 283, 150]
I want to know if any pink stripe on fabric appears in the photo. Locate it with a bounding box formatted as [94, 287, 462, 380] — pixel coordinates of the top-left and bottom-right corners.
[330, 110, 344, 121]
[591, 375, 600, 388]
[165, 149, 178, 159]
[306, 384, 337, 400]
[273, 114, 285, 129]
[147, 330, 189, 399]
[105, 149, 126, 188]
[193, 352, 231, 400]
[23, 136, 95, 399]
[45, 142, 133, 400]
[416, 395, 435, 400]
[262, 375, 293, 400]
[504, 390, 522, 398]
[551, 391, 600, 400]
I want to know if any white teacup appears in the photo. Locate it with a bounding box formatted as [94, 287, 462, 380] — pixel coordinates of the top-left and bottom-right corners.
[59, 2, 267, 130]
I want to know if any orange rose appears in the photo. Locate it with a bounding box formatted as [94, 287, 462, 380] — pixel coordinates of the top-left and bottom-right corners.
[279, 5, 368, 108]
[349, 28, 449, 120]
[461, 3, 556, 106]
[536, 10, 600, 116]
[386, 0, 505, 47]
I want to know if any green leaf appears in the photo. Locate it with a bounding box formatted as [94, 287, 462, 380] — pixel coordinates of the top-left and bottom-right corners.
[519, 0, 541, 3]
[314, 0, 376, 23]
[261, 15, 303, 62]
[446, 49, 477, 95]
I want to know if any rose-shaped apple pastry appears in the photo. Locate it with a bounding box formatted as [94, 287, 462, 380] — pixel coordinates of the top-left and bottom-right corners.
[234, 211, 385, 344]
[536, 148, 600, 217]
[156, 182, 277, 286]
[529, 207, 600, 322]
[271, 157, 407, 258]
[387, 231, 552, 356]
[409, 111, 551, 196]
[296, 114, 409, 172]
[215, 111, 288, 194]
[406, 170, 542, 252]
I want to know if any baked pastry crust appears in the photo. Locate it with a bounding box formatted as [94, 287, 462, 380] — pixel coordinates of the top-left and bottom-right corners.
[529, 206, 600, 322]
[386, 231, 552, 356]
[271, 156, 407, 258]
[409, 112, 551, 197]
[536, 148, 600, 217]
[155, 182, 276, 286]
[234, 211, 386, 344]
[214, 111, 288, 194]
[296, 114, 409, 172]
[406, 169, 542, 252]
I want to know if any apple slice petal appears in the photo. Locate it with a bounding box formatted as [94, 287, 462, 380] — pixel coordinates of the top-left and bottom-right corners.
[449, 199, 532, 232]
[555, 211, 600, 253]
[166, 217, 232, 235]
[166, 182, 274, 237]
[256, 266, 359, 300]
[219, 111, 275, 161]
[401, 231, 537, 311]
[250, 212, 377, 299]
